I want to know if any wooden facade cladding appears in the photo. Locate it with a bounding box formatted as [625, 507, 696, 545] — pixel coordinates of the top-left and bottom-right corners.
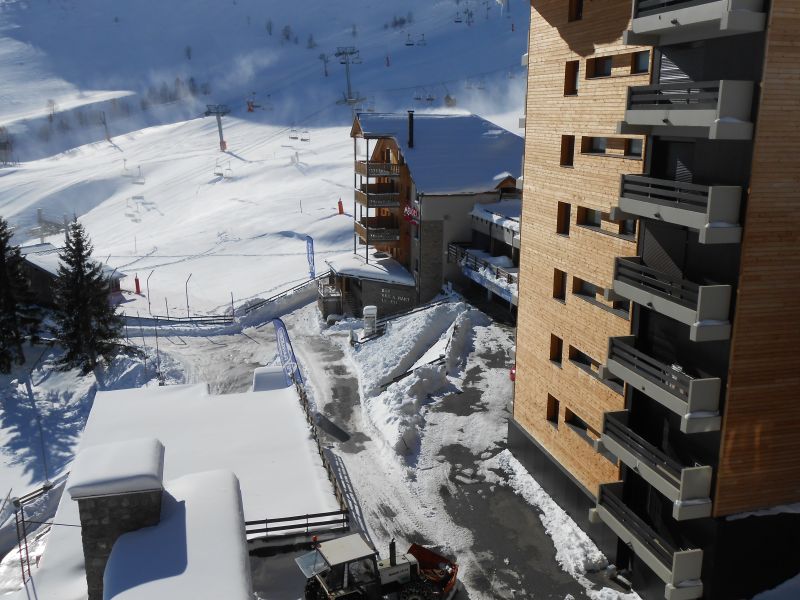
[713, 0, 800, 517]
[514, 0, 651, 496]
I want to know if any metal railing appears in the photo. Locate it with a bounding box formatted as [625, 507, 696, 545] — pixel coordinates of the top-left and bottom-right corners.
[621, 174, 710, 213]
[615, 257, 699, 308]
[609, 338, 693, 401]
[355, 161, 401, 177]
[245, 509, 349, 537]
[628, 81, 720, 109]
[599, 484, 676, 570]
[448, 243, 518, 285]
[604, 413, 683, 482]
[241, 271, 331, 315]
[634, 0, 715, 18]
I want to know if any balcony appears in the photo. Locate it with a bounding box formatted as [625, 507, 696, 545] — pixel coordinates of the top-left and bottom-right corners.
[448, 243, 519, 305]
[600, 412, 712, 520]
[624, 0, 766, 46]
[355, 186, 401, 208]
[613, 257, 731, 342]
[615, 175, 742, 244]
[354, 161, 401, 178]
[355, 219, 400, 245]
[618, 80, 754, 140]
[590, 483, 703, 600]
[601, 336, 721, 433]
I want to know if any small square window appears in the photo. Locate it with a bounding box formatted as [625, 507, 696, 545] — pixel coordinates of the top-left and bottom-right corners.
[553, 269, 567, 301]
[625, 139, 643, 158]
[568, 0, 584, 22]
[550, 334, 563, 365]
[587, 56, 612, 78]
[618, 218, 637, 236]
[560, 135, 575, 167]
[556, 202, 571, 235]
[564, 60, 579, 96]
[565, 408, 600, 444]
[546, 395, 560, 427]
[577, 207, 603, 227]
[581, 137, 607, 154]
[631, 51, 650, 74]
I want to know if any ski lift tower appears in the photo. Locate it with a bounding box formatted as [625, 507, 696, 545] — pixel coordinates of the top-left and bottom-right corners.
[335, 47, 366, 109]
[204, 104, 231, 152]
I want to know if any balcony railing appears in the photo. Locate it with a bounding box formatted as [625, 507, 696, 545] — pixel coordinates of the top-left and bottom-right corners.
[591, 482, 704, 600]
[619, 80, 754, 140]
[355, 220, 400, 244]
[626, 0, 766, 46]
[354, 188, 401, 208]
[601, 411, 712, 520]
[602, 336, 721, 433]
[616, 174, 742, 244]
[448, 243, 519, 305]
[613, 257, 731, 341]
[355, 161, 401, 178]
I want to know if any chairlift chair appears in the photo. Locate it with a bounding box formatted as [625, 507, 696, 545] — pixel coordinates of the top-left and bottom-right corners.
[121, 158, 133, 178]
[477, 78, 486, 90]
[224, 161, 233, 178]
[289, 128, 299, 140]
[133, 166, 146, 185]
[454, 11, 463, 23]
[417, 34, 426, 46]
[413, 88, 423, 101]
[300, 129, 311, 142]
[425, 92, 436, 103]
[213, 160, 224, 177]
[405, 34, 415, 46]
[465, 79, 474, 90]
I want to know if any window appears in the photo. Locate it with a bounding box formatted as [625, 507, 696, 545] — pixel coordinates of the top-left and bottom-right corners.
[586, 56, 612, 78]
[572, 277, 602, 301]
[553, 269, 567, 301]
[577, 207, 603, 227]
[568, 0, 584, 21]
[612, 299, 631, 314]
[556, 202, 571, 235]
[581, 136, 607, 154]
[550, 334, 563, 365]
[560, 135, 575, 167]
[546, 395, 560, 427]
[565, 408, 601, 444]
[564, 60, 579, 96]
[618, 218, 637, 237]
[625, 138, 643, 158]
[569, 345, 601, 376]
[631, 50, 650, 74]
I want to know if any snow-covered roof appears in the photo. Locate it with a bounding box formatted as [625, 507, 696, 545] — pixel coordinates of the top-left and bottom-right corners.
[23, 250, 125, 280]
[24, 381, 340, 600]
[470, 199, 522, 233]
[327, 250, 415, 287]
[353, 113, 523, 195]
[104, 470, 252, 600]
[67, 438, 164, 499]
[18, 242, 57, 256]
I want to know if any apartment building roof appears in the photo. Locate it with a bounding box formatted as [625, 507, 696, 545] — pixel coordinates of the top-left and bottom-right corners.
[352, 112, 523, 196]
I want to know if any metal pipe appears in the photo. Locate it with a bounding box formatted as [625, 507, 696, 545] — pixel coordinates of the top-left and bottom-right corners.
[185, 273, 193, 319]
[146, 269, 154, 315]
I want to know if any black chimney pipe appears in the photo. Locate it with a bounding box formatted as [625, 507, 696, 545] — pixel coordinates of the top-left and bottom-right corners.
[407, 110, 414, 149]
[389, 538, 397, 566]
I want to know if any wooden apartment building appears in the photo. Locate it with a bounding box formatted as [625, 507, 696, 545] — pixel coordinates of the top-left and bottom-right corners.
[510, 1, 799, 598]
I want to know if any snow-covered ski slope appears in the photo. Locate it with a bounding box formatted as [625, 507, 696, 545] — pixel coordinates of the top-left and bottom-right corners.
[0, 0, 528, 314]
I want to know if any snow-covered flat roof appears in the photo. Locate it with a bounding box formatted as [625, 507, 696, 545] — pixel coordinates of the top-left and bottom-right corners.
[327, 250, 415, 287]
[21, 382, 340, 600]
[18, 242, 57, 256]
[104, 470, 252, 600]
[354, 113, 523, 195]
[67, 438, 164, 499]
[24, 251, 125, 280]
[470, 199, 521, 233]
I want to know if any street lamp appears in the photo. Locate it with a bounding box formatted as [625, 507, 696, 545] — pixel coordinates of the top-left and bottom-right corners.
[185, 273, 192, 319]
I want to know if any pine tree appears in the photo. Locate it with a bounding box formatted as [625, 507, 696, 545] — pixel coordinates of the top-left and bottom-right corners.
[0, 217, 40, 373]
[53, 221, 122, 373]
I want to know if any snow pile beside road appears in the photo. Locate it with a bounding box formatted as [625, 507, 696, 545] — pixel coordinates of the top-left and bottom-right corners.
[346, 301, 489, 459]
[482, 449, 641, 600]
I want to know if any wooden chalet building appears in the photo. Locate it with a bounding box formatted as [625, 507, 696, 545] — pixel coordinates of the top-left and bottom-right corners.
[319, 111, 523, 318]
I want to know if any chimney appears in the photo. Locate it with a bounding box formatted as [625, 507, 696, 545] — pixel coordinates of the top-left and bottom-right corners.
[68, 438, 165, 600]
[407, 110, 414, 149]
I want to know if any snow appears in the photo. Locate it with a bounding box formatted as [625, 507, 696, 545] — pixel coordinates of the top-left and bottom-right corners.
[104, 470, 252, 600]
[23, 250, 125, 280]
[327, 250, 415, 287]
[14, 379, 340, 600]
[356, 113, 523, 195]
[470, 198, 521, 233]
[67, 438, 164, 499]
[251, 365, 290, 392]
